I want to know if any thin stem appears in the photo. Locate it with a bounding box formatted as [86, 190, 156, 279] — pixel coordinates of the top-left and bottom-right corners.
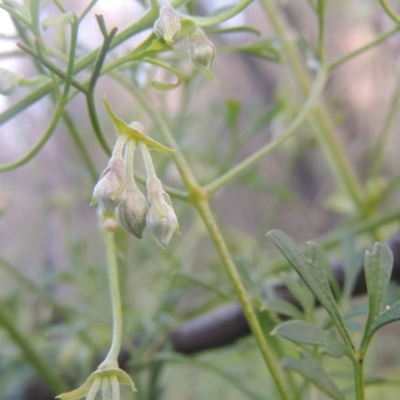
[379, 172, 400, 202]
[0, 305, 66, 394]
[328, 26, 400, 71]
[62, 112, 98, 183]
[78, 0, 98, 22]
[122, 75, 292, 399]
[316, 0, 327, 63]
[17, 42, 86, 92]
[125, 139, 136, 184]
[86, 22, 118, 155]
[205, 65, 327, 195]
[139, 142, 157, 180]
[112, 134, 129, 158]
[195, 199, 292, 400]
[368, 67, 400, 178]
[261, 0, 366, 212]
[379, 0, 400, 24]
[0, 0, 188, 125]
[100, 227, 123, 367]
[353, 358, 366, 400]
[0, 16, 79, 172]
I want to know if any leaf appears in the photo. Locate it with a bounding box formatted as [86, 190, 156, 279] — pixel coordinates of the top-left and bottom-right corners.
[102, 97, 174, 154]
[371, 299, 400, 335]
[268, 231, 342, 324]
[282, 351, 345, 400]
[272, 320, 347, 357]
[224, 40, 281, 62]
[364, 243, 393, 327]
[282, 274, 314, 313]
[341, 231, 364, 301]
[261, 299, 303, 320]
[143, 57, 182, 90]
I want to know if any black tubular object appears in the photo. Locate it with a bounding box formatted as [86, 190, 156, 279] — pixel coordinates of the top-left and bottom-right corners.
[171, 233, 400, 354]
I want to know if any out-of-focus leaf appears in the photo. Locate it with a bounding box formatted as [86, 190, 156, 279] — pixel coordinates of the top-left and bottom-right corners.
[272, 320, 347, 357]
[364, 243, 393, 332]
[144, 57, 182, 90]
[223, 40, 280, 62]
[261, 299, 303, 320]
[282, 274, 314, 313]
[282, 351, 345, 400]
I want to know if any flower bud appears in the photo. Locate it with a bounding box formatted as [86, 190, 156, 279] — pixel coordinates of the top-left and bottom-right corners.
[153, 4, 181, 45]
[0, 67, 20, 95]
[188, 28, 215, 69]
[116, 183, 149, 239]
[146, 177, 179, 248]
[92, 157, 127, 215]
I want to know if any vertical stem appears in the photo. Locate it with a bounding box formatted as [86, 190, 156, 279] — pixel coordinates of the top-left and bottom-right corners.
[125, 139, 137, 184]
[139, 142, 157, 180]
[100, 227, 123, 368]
[353, 358, 365, 400]
[261, 0, 366, 212]
[195, 199, 292, 400]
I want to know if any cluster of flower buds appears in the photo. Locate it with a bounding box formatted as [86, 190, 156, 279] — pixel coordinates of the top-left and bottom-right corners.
[92, 122, 179, 247]
[153, 1, 216, 80]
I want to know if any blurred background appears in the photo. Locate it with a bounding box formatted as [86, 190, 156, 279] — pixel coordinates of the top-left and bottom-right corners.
[1, 0, 400, 399]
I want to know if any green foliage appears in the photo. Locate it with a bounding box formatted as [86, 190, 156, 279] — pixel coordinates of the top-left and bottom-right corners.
[1, 0, 400, 399]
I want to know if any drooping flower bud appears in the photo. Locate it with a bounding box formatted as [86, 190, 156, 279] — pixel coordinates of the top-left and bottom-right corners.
[0, 67, 20, 95]
[116, 183, 149, 239]
[146, 177, 179, 248]
[153, 4, 181, 45]
[188, 27, 215, 70]
[92, 157, 127, 215]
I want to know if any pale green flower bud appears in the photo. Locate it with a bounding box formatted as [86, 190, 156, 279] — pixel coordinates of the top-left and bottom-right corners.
[116, 183, 149, 239]
[188, 28, 215, 69]
[146, 177, 179, 248]
[0, 67, 20, 95]
[154, 4, 181, 45]
[92, 157, 127, 215]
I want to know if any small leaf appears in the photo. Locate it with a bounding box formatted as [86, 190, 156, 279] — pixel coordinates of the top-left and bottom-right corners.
[222, 40, 280, 62]
[371, 299, 400, 335]
[268, 231, 339, 319]
[103, 97, 174, 154]
[261, 299, 303, 320]
[282, 351, 345, 400]
[144, 57, 182, 90]
[205, 25, 261, 36]
[283, 274, 314, 313]
[364, 243, 393, 327]
[272, 320, 347, 357]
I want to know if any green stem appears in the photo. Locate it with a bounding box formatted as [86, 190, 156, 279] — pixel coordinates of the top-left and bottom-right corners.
[0, 0, 188, 125]
[0, 305, 66, 394]
[122, 76, 292, 399]
[316, 0, 327, 63]
[195, 200, 292, 400]
[353, 358, 366, 400]
[0, 16, 79, 172]
[100, 227, 123, 368]
[261, 0, 366, 212]
[205, 65, 327, 195]
[62, 112, 98, 183]
[328, 26, 400, 71]
[379, 0, 400, 24]
[125, 139, 137, 184]
[139, 142, 157, 180]
[368, 67, 400, 178]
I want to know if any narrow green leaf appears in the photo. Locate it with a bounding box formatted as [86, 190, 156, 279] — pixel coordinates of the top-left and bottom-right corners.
[364, 243, 393, 326]
[371, 299, 400, 335]
[268, 230, 351, 347]
[282, 274, 314, 313]
[102, 97, 174, 154]
[205, 25, 261, 36]
[283, 351, 345, 400]
[272, 320, 347, 357]
[268, 231, 336, 316]
[143, 57, 182, 91]
[261, 299, 303, 320]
